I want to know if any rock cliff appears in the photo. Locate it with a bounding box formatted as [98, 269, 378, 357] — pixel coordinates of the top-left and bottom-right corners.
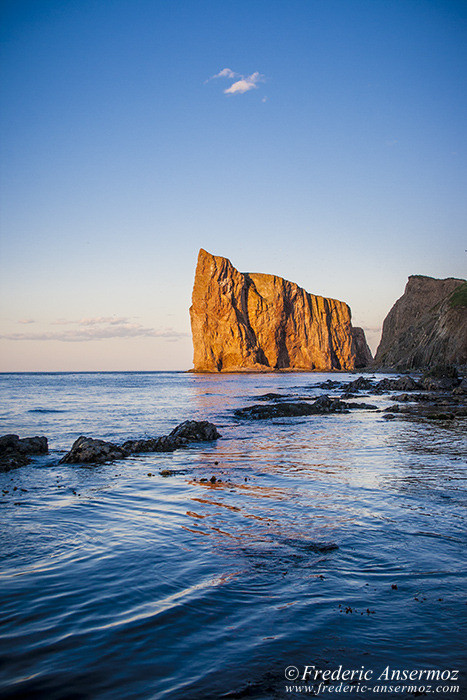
[374, 275, 467, 369]
[190, 249, 371, 372]
[352, 327, 373, 368]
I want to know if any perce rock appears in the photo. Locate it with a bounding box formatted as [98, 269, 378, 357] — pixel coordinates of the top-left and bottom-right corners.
[374, 275, 467, 369]
[190, 249, 371, 372]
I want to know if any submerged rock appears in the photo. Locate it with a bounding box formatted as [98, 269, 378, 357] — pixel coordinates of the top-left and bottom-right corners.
[0, 434, 48, 472]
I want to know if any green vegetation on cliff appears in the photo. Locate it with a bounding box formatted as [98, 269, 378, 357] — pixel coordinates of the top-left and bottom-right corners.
[449, 282, 467, 308]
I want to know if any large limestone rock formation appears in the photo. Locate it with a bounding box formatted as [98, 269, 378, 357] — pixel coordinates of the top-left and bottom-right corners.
[190, 249, 371, 372]
[374, 275, 467, 369]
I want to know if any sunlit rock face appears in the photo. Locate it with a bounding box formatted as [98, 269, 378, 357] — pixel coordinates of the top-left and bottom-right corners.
[190, 249, 370, 372]
[374, 275, 467, 369]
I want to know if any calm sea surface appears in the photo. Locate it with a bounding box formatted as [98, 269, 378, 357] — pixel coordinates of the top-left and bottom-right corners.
[0, 371, 465, 699]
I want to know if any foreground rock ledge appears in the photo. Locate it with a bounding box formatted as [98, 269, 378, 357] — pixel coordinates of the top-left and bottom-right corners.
[190, 248, 372, 372]
[60, 421, 221, 465]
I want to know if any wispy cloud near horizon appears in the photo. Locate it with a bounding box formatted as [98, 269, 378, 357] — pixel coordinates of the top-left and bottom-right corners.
[51, 316, 134, 327]
[206, 68, 266, 95]
[2, 317, 188, 342]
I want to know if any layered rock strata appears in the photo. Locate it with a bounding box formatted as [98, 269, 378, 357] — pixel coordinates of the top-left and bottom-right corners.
[374, 275, 467, 369]
[190, 249, 371, 372]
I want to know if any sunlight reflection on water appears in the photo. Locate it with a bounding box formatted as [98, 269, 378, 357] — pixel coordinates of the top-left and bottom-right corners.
[0, 371, 465, 699]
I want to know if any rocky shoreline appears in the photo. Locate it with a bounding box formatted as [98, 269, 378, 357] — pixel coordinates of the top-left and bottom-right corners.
[233, 366, 466, 421]
[1, 366, 465, 472]
[0, 420, 221, 472]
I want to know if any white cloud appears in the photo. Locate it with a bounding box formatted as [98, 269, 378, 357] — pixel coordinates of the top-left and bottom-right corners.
[206, 68, 266, 95]
[18, 318, 35, 324]
[224, 71, 265, 95]
[209, 68, 239, 80]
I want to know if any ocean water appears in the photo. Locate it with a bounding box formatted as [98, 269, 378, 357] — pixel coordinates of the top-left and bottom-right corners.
[0, 371, 465, 700]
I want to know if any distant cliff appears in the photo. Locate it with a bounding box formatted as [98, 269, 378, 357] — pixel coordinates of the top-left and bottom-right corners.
[189, 249, 371, 372]
[374, 275, 467, 369]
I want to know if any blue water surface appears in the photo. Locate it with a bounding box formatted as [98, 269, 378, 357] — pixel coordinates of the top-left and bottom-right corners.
[0, 372, 465, 699]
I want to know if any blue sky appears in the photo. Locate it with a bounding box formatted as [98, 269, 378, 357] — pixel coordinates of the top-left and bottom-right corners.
[1, 0, 466, 370]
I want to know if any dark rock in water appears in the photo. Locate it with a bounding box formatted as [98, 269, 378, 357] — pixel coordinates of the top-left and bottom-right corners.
[62, 421, 221, 464]
[0, 434, 20, 453]
[424, 412, 455, 420]
[309, 395, 349, 414]
[0, 451, 30, 472]
[123, 421, 220, 453]
[316, 379, 342, 389]
[255, 392, 288, 401]
[376, 376, 422, 392]
[340, 375, 422, 396]
[422, 376, 460, 391]
[0, 434, 48, 455]
[236, 393, 382, 420]
[313, 542, 339, 553]
[281, 537, 339, 553]
[122, 436, 184, 454]
[0, 434, 48, 472]
[344, 376, 375, 392]
[60, 437, 128, 464]
[395, 376, 422, 391]
[383, 413, 396, 420]
[347, 402, 378, 410]
[168, 420, 221, 441]
[235, 395, 350, 419]
[235, 402, 316, 420]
